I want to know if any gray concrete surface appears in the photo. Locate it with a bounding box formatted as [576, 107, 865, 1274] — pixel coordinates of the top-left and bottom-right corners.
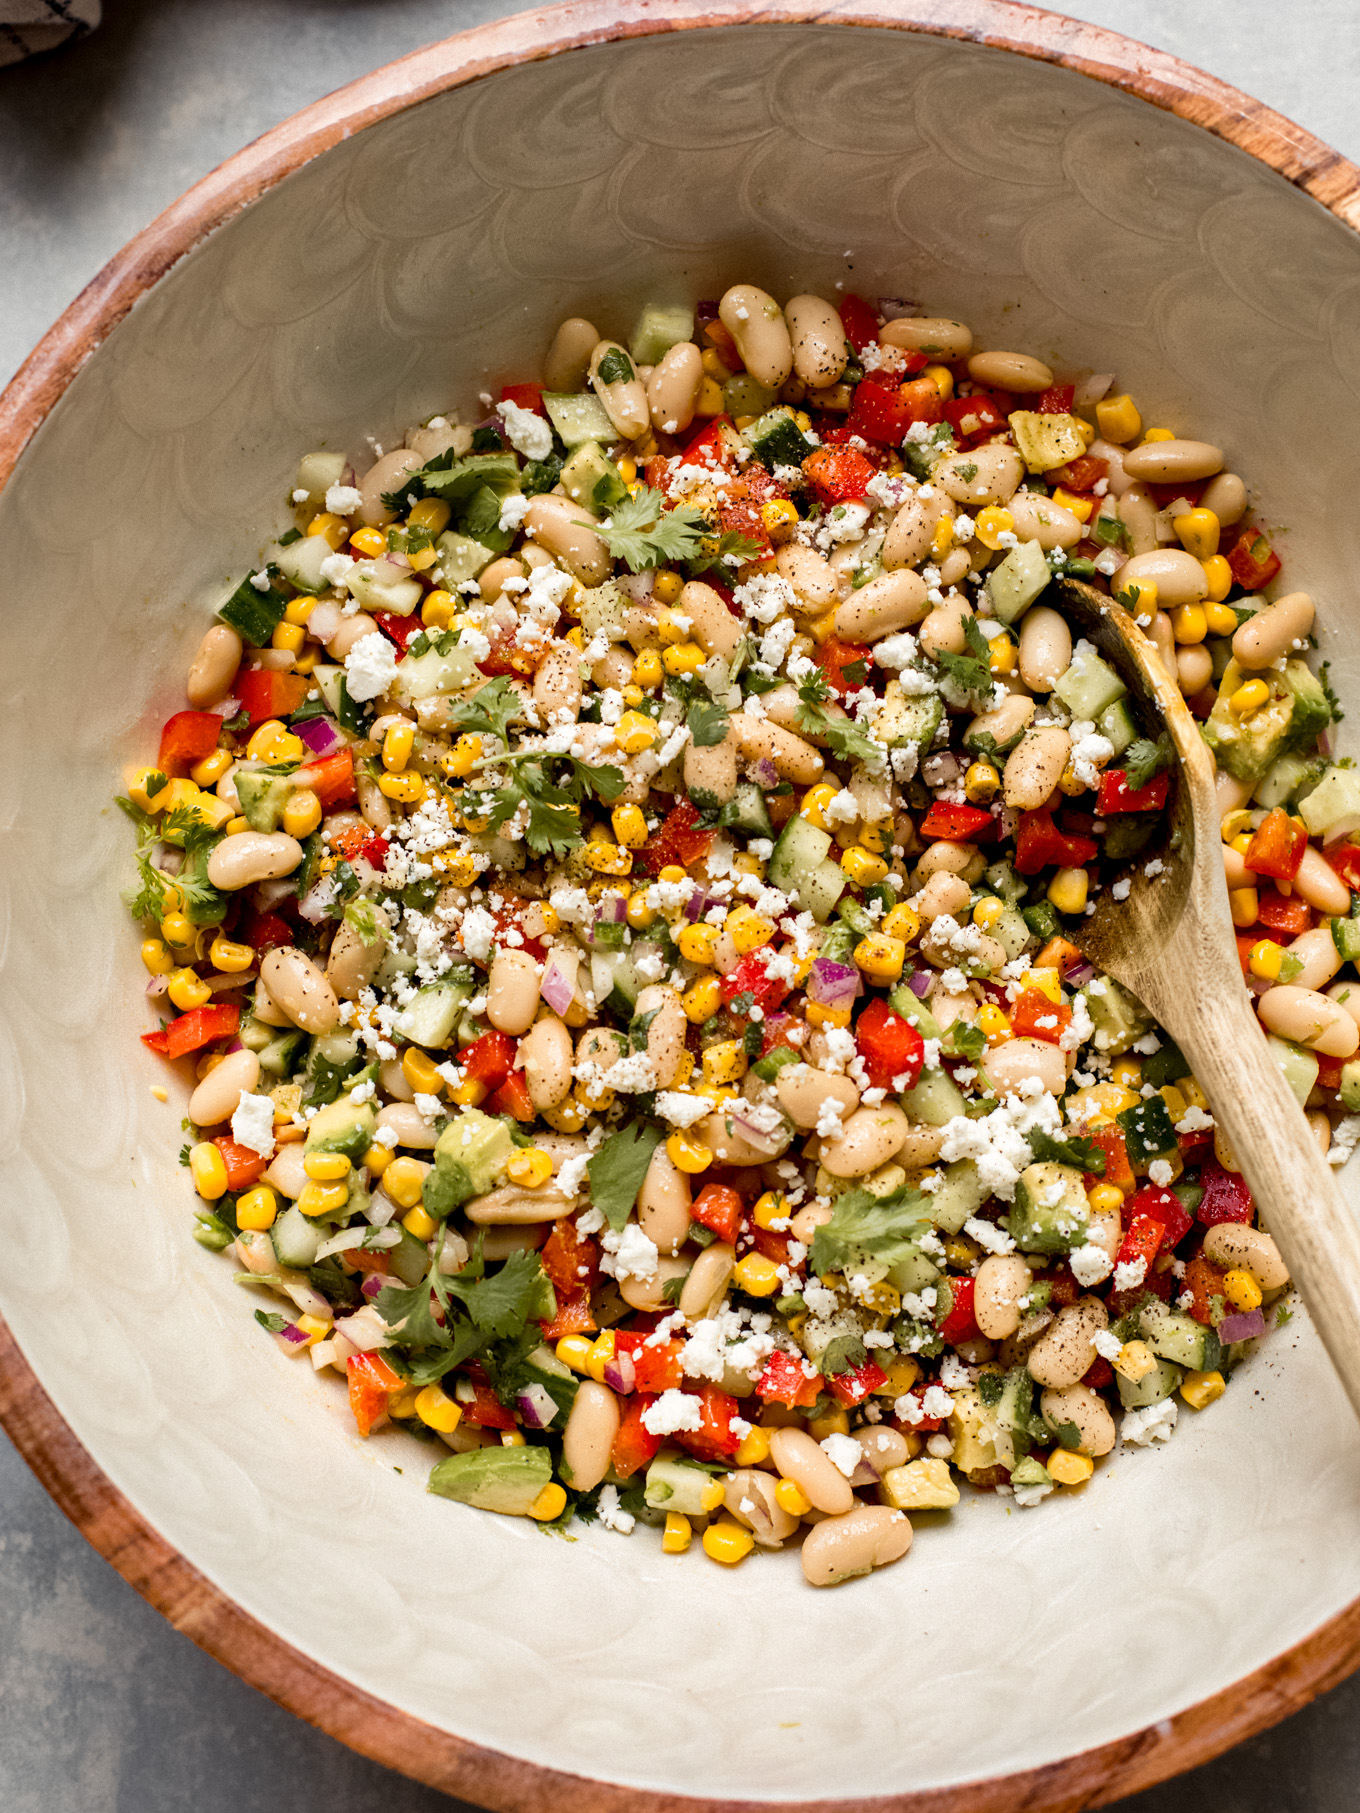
[3, 0, 1358, 1806]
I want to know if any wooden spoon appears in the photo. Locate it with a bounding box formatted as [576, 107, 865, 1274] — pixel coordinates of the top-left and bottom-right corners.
[1054, 576, 1360, 1420]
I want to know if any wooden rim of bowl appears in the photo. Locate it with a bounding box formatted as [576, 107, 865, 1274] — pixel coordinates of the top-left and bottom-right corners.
[3, 2, 1360, 1805]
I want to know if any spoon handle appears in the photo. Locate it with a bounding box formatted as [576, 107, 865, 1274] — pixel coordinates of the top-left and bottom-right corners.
[1139, 965, 1360, 1422]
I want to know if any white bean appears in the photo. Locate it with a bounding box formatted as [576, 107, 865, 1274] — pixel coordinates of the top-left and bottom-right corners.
[1232, 593, 1315, 670]
[532, 644, 583, 723]
[775, 543, 842, 616]
[646, 342, 704, 435]
[517, 1015, 574, 1111]
[834, 569, 928, 642]
[784, 295, 849, 389]
[1003, 726, 1071, 810]
[775, 1066, 861, 1130]
[260, 947, 340, 1035]
[678, 1241, 735, 1320]
[966, 691, 1034, 752]
[1199, 472, 1247, 525]
[589, 340, 649, 441]
[358, 450, 421, 527]
[769, 1426, 854, 1514]
[677, 578, 744, 658]
[1202, 1223, 1289, 1289]
[981, 1038, 1067, 1097]
[1007, 491, 1082, 550]
[882, 491, 955, 570]
[881, 317, 972, 359]
[543, 316, 599, 393]
[1040, 1383, 1116, 1456]
[724, 1469, 798, 1546]
[731, 713, 824, 784]
[973, 1254, 1033, 1339]
[1121, 439, 1224, 484]
[1119, 549, 1209, 607]
[638, 1142, 692, 1256]
[819, 1104, 911, 1177]
[1257, 985, 1359, 1057]
[966, 350, 1052, 393]
[560, 1381, 619, 1492]
[207, 831, 303, 890]
[1294, 846, 1352, 916]
[1018, 606, 1071, 693]
[718, 284, 793, 389]
[486, 949, 542, 1036]
[1284, 927, 1343, 993]
[187, 1048, 260, 1127]
[187, 625, 243, 705]
[934, 443, 1025, 507]
[634, 985, 687, 1088]
[1028, 1298, 1109, 1388]
[800, 1505, 912, 1587]
[375, 1100, 439, 1150]
[523, 495, 611, 587]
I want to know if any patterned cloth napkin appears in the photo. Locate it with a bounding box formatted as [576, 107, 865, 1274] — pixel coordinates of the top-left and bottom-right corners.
[0, 0, 99, 65]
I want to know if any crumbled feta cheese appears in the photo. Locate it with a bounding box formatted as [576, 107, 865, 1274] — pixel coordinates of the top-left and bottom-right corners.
[343, 631, 400, 702]
[1069, 1242, 1114, 1286]
[1147, 1158, 1175, 1188]
[1092, 1328, 1123, 1362]
[1121, 1399, 1178, 1446]
[655, 1091, 712, 1129]
[600, 1222, 659, 1282]
[641, 1389, 704, 1436]
[820, 1432, 863, 1477]
[596, 1483, 635, 1534]
[325, 483, 363, 516]
[230, 1092, 276, 1158]
[496, 399, 552, 460]
[963, 1216, 1016, 1255]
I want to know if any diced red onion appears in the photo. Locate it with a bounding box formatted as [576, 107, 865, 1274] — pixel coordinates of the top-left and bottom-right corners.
[1322, 814, 1360, 846]
[597, 894, 628, 924]
[370, 556, 412, 584]
[683, 888, 717, 924]
[615, 572, 655, 604]
[281, 1322, 310, 1345]
[307, 598, 344, 644]
[297, 881, 331, 924]
[224, 1037, 244, 1054]
[1218, 1308, 1266, 1344]
[146, 976, 168, 1001]
[297, 715, 345, 758]
[603, 1351, 637, 1395]
[515, 1383, 560, 1430]
[1064, 961, 1096, 985]
[1074, 371, 1115, 407]
[1317, 729, 1333, 760]
[728, 1109, 788, 1156]
[695, 300, 720, 324]
[752, 757, 779, 789]
[361, 1275, 386, 1299]
[1247, 973, 1274, 996]
[540, 954, 576, 1016]
[908, 968, 933, 999]
[807, 957, 863, 1008]
[876, 299, 917, 321]
[208, 697, 241, 718]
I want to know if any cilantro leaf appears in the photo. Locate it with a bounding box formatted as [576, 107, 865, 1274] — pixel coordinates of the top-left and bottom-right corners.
[444, 1249, 547, 1340]
[377, 1274, 451, 1350]
[934, 614, 995, 705]
[596, 347, 635, 386]
[687, 697, 730, 747]
[254, 1310, 288, 1334]
[809, 1180, 931, 1279]
[818, 1334, 868, 1377]
[440, 676, 525, 748]
[1027, 1129, 1107, 1175]
[942, 1021, 986, 1062]
[587, 1122, 665, 1232]
[683, 529, 764, 579]
[1122, 732, 1176, 793]
[1321, 661, 1344, 725]
[480, 751, 626, 859]
[586, 484, 709, 574]
[1051, 1418, 1084, 1451]
[793, 676, 883, 766]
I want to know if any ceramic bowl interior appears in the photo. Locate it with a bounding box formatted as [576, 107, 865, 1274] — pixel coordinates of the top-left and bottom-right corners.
[5, 10, 1360, 1807]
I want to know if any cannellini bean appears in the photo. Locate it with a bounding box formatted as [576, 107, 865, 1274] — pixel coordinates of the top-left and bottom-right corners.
[769, 1426, 854, 1514]
[263, 1141, 308, 1200]
[790, 1202, 833, 1245]
[207, 831, 303, 890]
[328, 611, 382, 661]
[981, 1037, 1067, 1097]
[1216, 770, 1253, 819]
[684, 720, 740, 805]
[1257, 985, 1359, 1057]
[325, 914, 387, 1000]
[543, 316, 599, 392]
[834, 569, 928, 642]
[1018, 606, 1072, 693]
[466, 1184, 574, 1225]
[379, 1057, 415, 1102]
[966, 691, 1034, 752]
[915, 841, 985, 883]
[898, 1121, 949, 1168]
[375, 1100, 439, 1150]
[358, 449, 422, 527]
[486, 949, 542, 1036]
[517, 1015, 574, 1111]
[852, 1427, 911, 1483]
[934, 443, 1025, 507]
[1027, 1298, 1109, 1388]
[1199, 471, 1247, 525]
[731, 712, 824, 784]
[1007, 491, 1082, 549]
[588, 339, 649, 440]
[591, 645, 633, 692]
[638, 1142, 692, 1256]
[785, 295, 850, 389]
[966, 350, 1053, 393]
[1232, 592, 1315, 670]
[532, 644, 583, 723]
[1087, 1209, 1122, 1264]
[1294, 845, 1352, 916]
[1327, 979, 1360, 1031]
[187, 625, 243, 707]
[1310, 1108, 1334, 1154]
[921, 921, 1005, 974]
[1121, 439, 1224, 484]
[973, 1254, 1033, 1340]
[634, 984, 687, 1088]
[915, 871, 972, 921]
[800, 1504, 912, 1587]
[523, 494, 611, 587]
[187, 1048, 260, 1127]
[698, 1109, 789, 1167]
[560, 1381, 619, 1492]
[881, 316, 972, 359]
[479, 556, 527, 603]
[1040, 1384, 1116, 1457]
[1118, 486, 1159, 557]
[719, 284, 793, 389]
[775, 543, 842, 615]
[1177, 644, 1214, 696]
[679, 1241, 736, 1320]
[1119, 548, 1209, 606]
[918, 599, 974, 662]
[882, 490, 955, 570]
[646, 341, 704, 435]
[1203, 1223, 1290, 1289]
[724, 1469, 799, 1546]
[819, 1104, 910, 1177]
[355, 762, 393, 830]
[1285, 927, 1344, 993]
[260, 947, 340, 1035]
[1003, 725, 1071, 810]
[1087, 438, 1132, 496]
[774, 1065, 860, 1130]
[677, 578, 744, 658]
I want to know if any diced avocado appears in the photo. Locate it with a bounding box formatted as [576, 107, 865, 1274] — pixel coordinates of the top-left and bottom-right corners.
[1102, 814, 1159, 861]
[1007, 1162, 1090, 1254]
[983, 859, 1027, 905]
[1203, 659, 1295, 781]
[1298, 766, 1360, 842]
[1116, 1355, 1183, 1410]
[888, 1244, 942, 1297]
[1084, 975, 1153, 1057]
[1008, 412, 1086, 474]
[873, 682, 943, 751]
[986, 540, 1051, 624]
[575, 579, 630, 647]
[1140, 1038, 1190, 1088]
[879, 1456, 960, 1510]
[427, 1443, 553, 1516]
[994, 1366, 1036, 1446]
[946, 1386, 1003, 1477]
[394, 645, 491, 714]
[1254, 748, 1330, 811]
[234, 769, 296, 833]
[425, 1108, 514, 1219]
[1008, 1455, 1053, 1492]
[1116, 1095, 1178, 1167]
[745, 407, 817, 472]
[1267, 1034, 1319, 1107]
[542, 391, 616, 450]
[902, 422, 955, 481]
[926, 1159, 988, 1235]
[642, 1453, 719, 1515]
[1053, 644, 1128, 719]
[433, 531, 495, 585]
[272, 1203, 324, 1269]
[1139, 1301, 1222, 1373]
[561, 440, 629, 512]
[301, 1031, 362, 1109]
[901, 1066, 967, 1127]
[629, 303, 695, 368]
[303, 1097, 377, 1165]
[1097, 696, 1139, 758]
[720, 782, 774, 839]
[1340, 1055, 1360, 1113]
[1279, 658, 1332, 748]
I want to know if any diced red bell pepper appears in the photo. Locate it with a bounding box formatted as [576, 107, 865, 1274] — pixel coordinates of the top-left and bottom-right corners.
[346, 1352, 403, 1437]
[460, 1030, 516, 1092]
[802, 445, 878, 506]
[499, 382, 547, 418]
[748, 1223, 796, 1269]
[1244, 807, 1308, 882]
[703, 319, 742, 369]
[1316, 1054, 1345, 1093]
[1128, 1183, 1193, 1248]
[1197, 1160, 1254, 1225]
[1183, 1253, 1229, 1326]
[690, 1183, 744, 1244]
[1009, 989, 1072, 1046]
[637, 799, 715, 876]
[919, 800, 995, 841]
[243, 909, 294, 952]
[895, 1386, 945, 1433]
[301, 746, 357, 810]
[1014, 809, 1098, 876]
[141, 1028, 170, 1055]
[1096, 769, 1170, 815]
[1256, 889, 1312, 937]
[1081, 1356, 1115, 1390]
[1234, 932, 1258, 974]
[235, 667, 309, 726]
[815, 637, 872, 699]
[937, 1275, 981, 1344]
[1326, 844, 1360, 892]
[847, 376, 929, 446]
[900, 375, 945, 427]
[679, 415, 740, 475]
[1034, 384, 1075, 415]
[838, 293, 881, 355]
[610, 1393, 664, 1480]
[1116, 1213, 1166, 1276]
[461, 1380, 517, 1430]
[372, 611, 427, 655]
[720, 950, 792, 1014]
[1227, 526, 1282, 591]
[943, 391, 1012, 444]
[673, 1384, 743, 1463]
[539, 1288, 596, 1343]
[1077, 1124, 1132, 1193]
[613, 1331, 686, 1395]
[163, 1003, 241, 1061]
[1146, 479, 1206, 510]
[487, 1069, 536, 1122]
[157, 710, 224, 779]
[1049, 455, 1109, 493]
[854, 997, 925, 1092]
[826, 1357, 888, 1408]
[1033, 935, 1085, 977]
[212, 1136, 270, 1190]
[756, 1348, 822, 1408]
[539, 1215, 600, 1298]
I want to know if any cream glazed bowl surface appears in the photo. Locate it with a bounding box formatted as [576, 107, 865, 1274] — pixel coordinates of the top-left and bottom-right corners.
[4, 4, 1360, 1809]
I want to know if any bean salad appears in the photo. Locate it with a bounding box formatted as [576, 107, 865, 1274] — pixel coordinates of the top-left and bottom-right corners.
[124, 286, 1357, 1585]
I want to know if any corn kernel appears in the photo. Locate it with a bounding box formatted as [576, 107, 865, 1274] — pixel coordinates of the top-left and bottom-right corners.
[641, 570, 679, 608]
[806, 1000, 852, 1030]
[1095, 393, 1142, 443]
[808, 608, 840, 644]
[387, 1387, 420, 1419]
[1141, 427, 1176, 444]
[168, 967, 212, 1010]
[702, 1519, 755, 1566]
[505, 1149, 554, 1189]
[348, 525, 388, 557]
[853, 932, 906, 982]
[399, 1205, 436, 1240]
[1224, 1267, 1263, 1311]
[619, 684, 644, 709]
[416, 1384, 463, 1434]
[1181, 1075, 1209, 1112]
[697, 1478, 726, 1513]
[236, 1186, 278, 1232]
[1175, 507, 1220, 560]
[378, 771, 425, 804]
[293, 644, 319, 673]
[976, 1003, 1012, 1045]
[297, 1180, 349, 1217]
[753, 1191, 789, 1231]
[972, 897, 1006, 932]
[556, 1335, 595, 1375]
[246, 719, 305, 764]
[190, 747, 232, 787]
[1120, 577, 1158, 613]
[657, 864, 688, 884]
[1159, 1083, 1188, 1123]
[974, 506, 1015, 551]
[1229, 887, 1259, 927]
[1047, 866, 1089, 916]
[626, 649, 663, 694]
[207, 935, 254, 974]
[584, 1331, 615, 1384]
[382, 722, 415, 773]
[225, 816, 249, 835]
[857, 821, 891, 855]
[271, 621, 305, 655]
[614, 709, 660, 754]
[987, 637, 1017, 676]
[303, 1150, 352, 1181]
[501, 1430, 527, 1448]
[655, 608, 689, 646]
[1026, 966, 1064, 1004]
[1203, 599, 1238, 637]
[283, 595, 316, 627]
[1113, 1339, 1157, 1383]
[1051, 487, 1094, 523]
[682, 976, 723, 1022]
[727, 905, 775, 953]
[667, 1130, 712, 1174]
[841, 846, 888, 886]
[734, 1425, 772, 1468]
[1220, 808, 1254, 841]
[1181, 1369, 1226, 1410]
[189, 1141, 228, 1201]
[700, 346, 732, 382]
[732, 1253, 781, 1297]
[1171, 603, 1208, 645]
[1088, 1182, 1124, 1215]
[1229, 679, 1271, 718]
[384, 1156, 428, 1210]
[407, 496, 452, 534]
[882, 903, 920, 943]
[626, 892, 657, 931]
[761, 498, 800, 542]
[306, 511, 349, 549]
[807, 1404, 850, 1440]
[1248, 939, 1284, 981]
[678, 922, 720, 965]
[583, 840, 632, 875]
[401, 1047, 443, 1096]
[1048, 1450, 1095, 1485]
[800, 782, 839, 831]
[141, 938, 174, 975]
[282, 787, 323, 838]
[930, 516, 954, 559]
[662, 641, 706, 677]
[774, 1478, 812, 1516]
[451, 1078, 488, 1109]
[422, 588, 457, 629]
[1202, 556, 1232, 603]
[294, 1313, 332, 1347]
[702, 1040, 748, 1085]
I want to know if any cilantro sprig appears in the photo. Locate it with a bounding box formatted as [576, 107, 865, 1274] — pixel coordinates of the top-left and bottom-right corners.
[1122, 732, 1175, 793]
[117, 797, 223, 922]
[585, 484, 709, 574]
[793, 672, 883, 766]
[439, 675, 526, 748]
[933, 615, 995, 706]
[467, 751, 626, 859]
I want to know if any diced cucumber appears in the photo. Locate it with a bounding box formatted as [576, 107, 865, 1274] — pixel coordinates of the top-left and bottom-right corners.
[643, 1452, 720, 1516]
[543, 391, 617, 449]
[1139, 1301, 1222, 1373]
[1085, 975, 1153, 1057]
[1116, 1356, 1183, 1410]
[629, 303, 695, 368]
[1267, 1034, 1319, 1106]
[391, 640, 482, 704]
[434, 530, 495, 584]
[720, 782, 773, 839]
[986, 540, 1051, 624]
[983, 859, 1026, 905]
[800, 860, 849, 922]
[1022, 900, 1059, 944]
[272, 1203, 324, 1269]
[301, 1031, 361, 1109]
[388, 1226, 434, 1287]
[293, 450, 347, 508]
[394, 980, 465, 1049]
[901, 1066, 966, 1126]
[723, 374, 779, 419]
[991, 905, 1032, 961]
[874, 683, 943, 751]
[217, 575, 286, 647]
[926, 1159, 988, 1235]
[272, 534, 333, 595]
[257, 1027, 306, 1078]
[1254, 748, 1330, 811]
[744, 408, 817, 472]
[1097, 696, 1139, 758]
[1053, 644, 1128, 719]
[1299, 766, 1360, 843]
